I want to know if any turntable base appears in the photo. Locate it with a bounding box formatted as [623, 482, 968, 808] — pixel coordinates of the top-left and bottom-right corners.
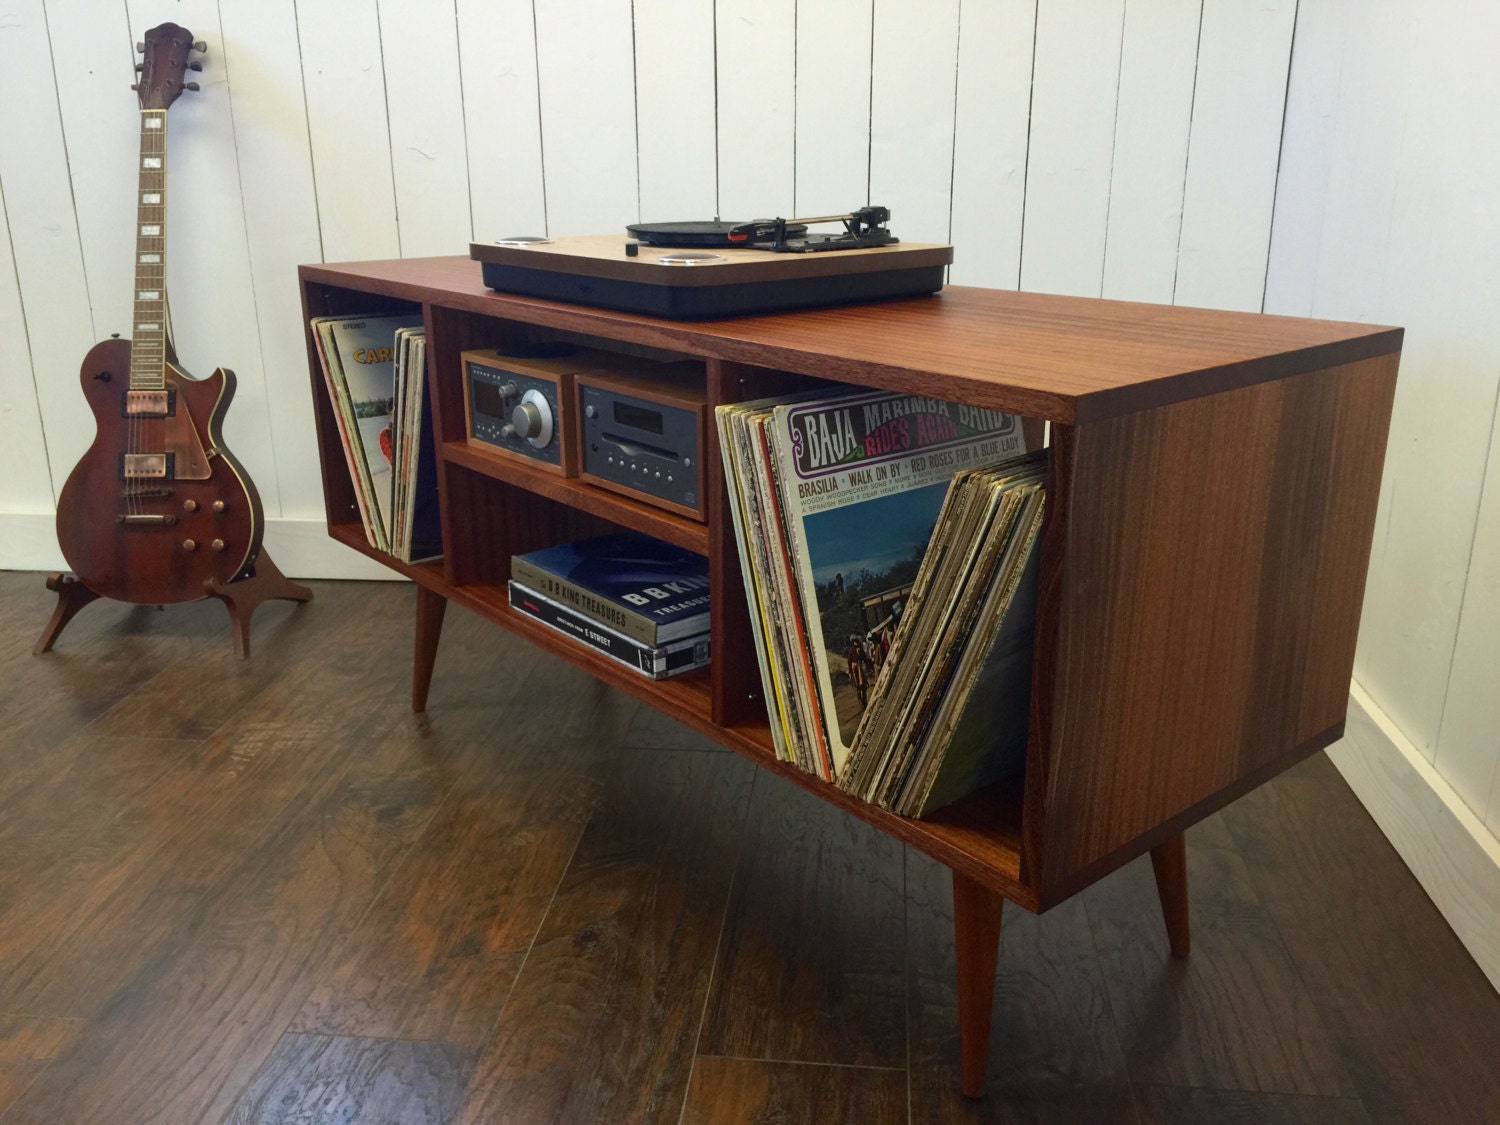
[469, 235, 953, 319]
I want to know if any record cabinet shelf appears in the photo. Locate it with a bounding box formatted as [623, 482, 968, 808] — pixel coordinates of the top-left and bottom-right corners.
[299, 255, 1401, 1097]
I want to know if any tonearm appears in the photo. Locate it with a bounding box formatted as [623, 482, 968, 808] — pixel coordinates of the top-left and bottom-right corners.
[727, 206, 898, 253]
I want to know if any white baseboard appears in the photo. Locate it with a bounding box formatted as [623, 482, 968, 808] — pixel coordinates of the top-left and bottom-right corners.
[0, 513, 402, 581]
[1332, 684, 1500, 993]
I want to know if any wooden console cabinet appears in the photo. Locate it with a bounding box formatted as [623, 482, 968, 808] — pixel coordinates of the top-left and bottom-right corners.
[299, 256, 1400, 1097]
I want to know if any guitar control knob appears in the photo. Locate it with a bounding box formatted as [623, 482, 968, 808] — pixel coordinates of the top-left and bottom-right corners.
[184, 499, 199, 513]
[512, 390, 554, 448]
[182, 539, 197, 551]
[211, 539, 226, 552]
[212, 499, 227, 513]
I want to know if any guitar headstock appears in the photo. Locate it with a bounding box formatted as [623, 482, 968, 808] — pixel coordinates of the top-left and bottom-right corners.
[132, 23, 207, 110]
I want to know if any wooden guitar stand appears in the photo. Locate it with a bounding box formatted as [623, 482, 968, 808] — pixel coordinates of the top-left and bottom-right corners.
[33, 551, 313, 659]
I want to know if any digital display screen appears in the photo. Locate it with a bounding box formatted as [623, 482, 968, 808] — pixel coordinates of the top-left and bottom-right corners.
[472, 378, 506, 419]
[613, 400, 664, 434]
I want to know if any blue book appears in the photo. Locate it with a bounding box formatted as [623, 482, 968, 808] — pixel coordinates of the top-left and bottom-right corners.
[510, 531, 709, 646]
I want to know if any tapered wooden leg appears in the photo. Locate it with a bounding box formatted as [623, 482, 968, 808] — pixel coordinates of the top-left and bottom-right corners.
[33, 573, 103, 655]
[952, 869, 1004, 1099]
[1150, 832, 1191, 958]
[413, 584, 448, 713]
[204, 551, 314, 659]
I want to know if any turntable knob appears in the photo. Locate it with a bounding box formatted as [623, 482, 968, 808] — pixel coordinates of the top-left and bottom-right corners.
[511, 390, 554, 448]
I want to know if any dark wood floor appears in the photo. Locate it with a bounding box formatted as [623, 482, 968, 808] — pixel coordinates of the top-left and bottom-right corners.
[2, 571, 1498, 1124]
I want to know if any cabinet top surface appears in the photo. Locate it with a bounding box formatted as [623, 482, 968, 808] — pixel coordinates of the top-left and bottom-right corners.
[302, 255, 1401, 423]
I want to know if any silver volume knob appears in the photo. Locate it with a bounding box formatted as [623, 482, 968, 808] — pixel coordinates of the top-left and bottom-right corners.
[512, 390, 554, 448]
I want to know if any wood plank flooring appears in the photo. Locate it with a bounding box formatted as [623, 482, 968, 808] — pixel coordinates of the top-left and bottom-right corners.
[1, 570, 1497, 1124]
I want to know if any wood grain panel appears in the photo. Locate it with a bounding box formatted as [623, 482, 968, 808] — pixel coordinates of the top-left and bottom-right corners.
[454, 747, 755, 1124]
[1222, 755, 1500, 1124]
[290, 666, 612, 1045]
[1084, 817, 1354, 1097]
[3, 695, 448, 1124]
[299, 258, 1401, 425]
[224, 1033, 470, 1125]
[697, 778, 906, 1068]
[1039, 355, 1399, 893]
[1133, 1086, 1373, 1125]
[906, 851, 1133, 1119]
[681, 1056, 906, 1125]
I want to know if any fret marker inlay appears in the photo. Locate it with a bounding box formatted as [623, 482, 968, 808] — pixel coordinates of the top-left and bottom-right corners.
[140, 225, 161, 236]
[142, 157, 162, 169]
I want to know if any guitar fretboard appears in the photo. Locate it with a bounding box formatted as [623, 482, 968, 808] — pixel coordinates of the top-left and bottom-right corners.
[130, 109, 167, 390]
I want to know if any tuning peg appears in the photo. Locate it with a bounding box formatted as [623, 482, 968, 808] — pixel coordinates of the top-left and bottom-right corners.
[136, 41, 144, 53]
[193, 40, 207, 52]
[130, 83, 140, 92]
[188, 61, 202, 71]
[135, 63, 143, 72]
[185, 81, 200, 92]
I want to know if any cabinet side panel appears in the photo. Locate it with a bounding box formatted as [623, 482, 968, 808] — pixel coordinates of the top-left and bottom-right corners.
[1039, 354, 1398, 894]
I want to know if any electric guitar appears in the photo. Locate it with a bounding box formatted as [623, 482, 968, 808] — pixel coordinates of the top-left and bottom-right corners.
[56, 23, 263, 605]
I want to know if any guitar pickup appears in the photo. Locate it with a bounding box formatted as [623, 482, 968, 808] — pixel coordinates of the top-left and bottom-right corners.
[122, 389, 176, 417]
[120, 452, 174, 479]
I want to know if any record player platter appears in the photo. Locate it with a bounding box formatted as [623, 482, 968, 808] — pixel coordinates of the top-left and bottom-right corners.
[626, 220, 809, 248]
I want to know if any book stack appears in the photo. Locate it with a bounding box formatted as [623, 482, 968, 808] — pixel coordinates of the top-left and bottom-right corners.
[311, 313, 442, 562]
[716, 385, 1040, 816]
[508, 531, 711, 680]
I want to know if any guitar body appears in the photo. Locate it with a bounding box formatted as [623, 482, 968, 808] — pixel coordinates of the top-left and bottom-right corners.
[56, 337, 263, 604]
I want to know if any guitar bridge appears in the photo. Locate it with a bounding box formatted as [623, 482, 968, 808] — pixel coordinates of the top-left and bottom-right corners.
[116, 513, 178, 526]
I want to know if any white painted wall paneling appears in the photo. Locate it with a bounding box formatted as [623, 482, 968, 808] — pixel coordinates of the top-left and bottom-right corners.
[1019, 0, 1125, 297]
[1172, 0, 1297, 312]
[1099, 0, 1200, 305]
[0, 180, 53, 514]
[456, 0, 549, 240]
[533, 0, 639, 234]
[218, 0, 330, 524]
[379, 0, 473, 257]
[46, 0, 135, 342]
[296, 0, 401, 262]
[715, 0, 795, 220]
[0, 0, 106, 488]
[634, 0, 718, 223]
[794, 0, 872, 218]
[1263, 0, 1350, 318]
[947, 0, 1036, 289]
[868, 0, 960, 248]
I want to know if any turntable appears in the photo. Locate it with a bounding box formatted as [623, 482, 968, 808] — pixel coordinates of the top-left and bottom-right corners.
[469, 207, 952, 319]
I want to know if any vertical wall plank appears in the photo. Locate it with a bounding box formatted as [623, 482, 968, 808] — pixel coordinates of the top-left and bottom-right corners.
[715, 0, 795, 220]
[1172, 0, 1296, 311]
[0, 181, 53, 512]
[457, 0, 548, 240]
[1316, 5, 1500, 769]
[1439, 400, 1500, 821]
[1100, 0, 1200, 304]
[948, 0, 1036, 289]
[0, 0, 103, 486]
[124, 0, 281, 515]
[868, 0, 960, 247]
[45, 1, 135, 340]
[795, 0, 872, 217]
[218, 0, 328, 521]
[1262, 0, 1351, 319]
[635, 0, 718, 223]
[1019, 0, 1125, 297]
[296, 0, 400, 261]
[378, 0, 473, 257]
[533, 0, 638, 234]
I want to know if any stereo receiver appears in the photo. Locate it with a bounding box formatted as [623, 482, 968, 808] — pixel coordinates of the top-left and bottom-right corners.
[462, 344, 614, 474]
[577, 362, 707, 520]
